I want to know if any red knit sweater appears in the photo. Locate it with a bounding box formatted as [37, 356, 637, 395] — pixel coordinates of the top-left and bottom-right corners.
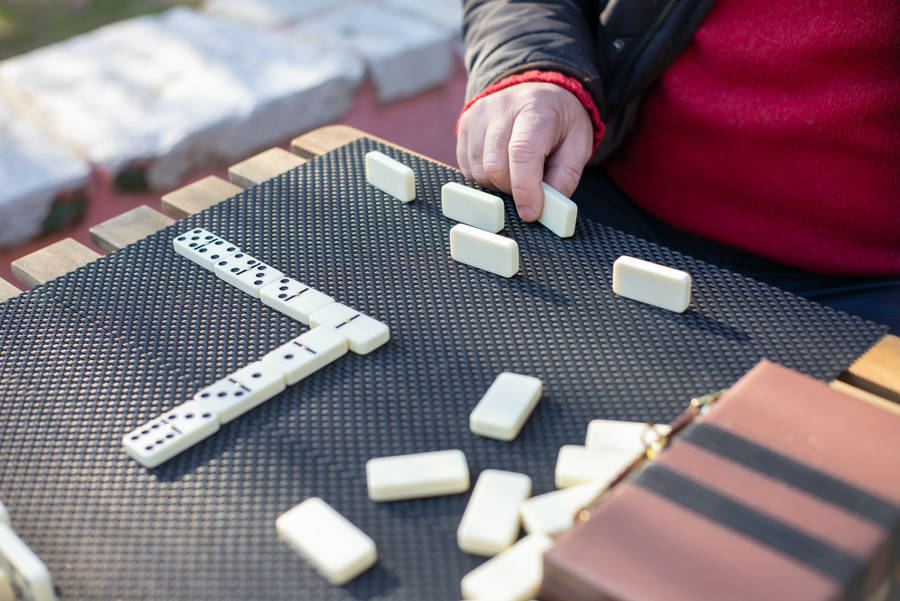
[606, 0, 900, 275]
[462, 0, 900, 275]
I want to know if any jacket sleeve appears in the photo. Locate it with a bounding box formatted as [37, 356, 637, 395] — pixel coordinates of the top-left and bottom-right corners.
[462, 0, 608, 118]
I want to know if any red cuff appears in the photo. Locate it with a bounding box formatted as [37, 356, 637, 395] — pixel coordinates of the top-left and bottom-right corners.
[458, 69, 605, 152]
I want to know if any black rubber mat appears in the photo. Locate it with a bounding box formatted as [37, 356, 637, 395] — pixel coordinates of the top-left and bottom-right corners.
[0, 138, 887, 601]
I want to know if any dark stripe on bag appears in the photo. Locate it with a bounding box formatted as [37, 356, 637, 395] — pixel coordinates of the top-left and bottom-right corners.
[681, 423, 900, 529]
[635, 463, 863, 588]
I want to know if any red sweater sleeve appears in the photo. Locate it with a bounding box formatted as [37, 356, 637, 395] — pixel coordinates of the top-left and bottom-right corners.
[458, 70, 606, 152]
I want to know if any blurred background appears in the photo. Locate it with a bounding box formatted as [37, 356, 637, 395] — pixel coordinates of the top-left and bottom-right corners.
[0, 0, 465, 283]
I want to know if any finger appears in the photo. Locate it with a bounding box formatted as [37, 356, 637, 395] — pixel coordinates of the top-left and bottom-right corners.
[481, 117, 514, 193]
[508, 111, 555, 221]
[456, 115, 471, 179]
[467, 119, 489, 186]
[543, 125, 592, 199]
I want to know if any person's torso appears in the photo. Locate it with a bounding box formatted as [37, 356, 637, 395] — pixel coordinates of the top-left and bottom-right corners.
[604, 0, 900, 274]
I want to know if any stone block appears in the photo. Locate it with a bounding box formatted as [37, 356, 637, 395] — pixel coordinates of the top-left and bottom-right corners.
[203, 0, 351, 28]
[0, 96, 90, 248]
[0, 8, 364, 189]
[288, 2, 455, 102]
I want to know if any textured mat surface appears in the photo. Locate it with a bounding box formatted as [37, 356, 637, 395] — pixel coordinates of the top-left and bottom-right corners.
[0, 138, 887, 601]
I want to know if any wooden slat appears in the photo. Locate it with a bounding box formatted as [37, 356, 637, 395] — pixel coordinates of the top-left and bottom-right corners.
[291, 124, 454, 168]
[228, 148, 306, 188]
[0, 277, 22, 302]
[89, 205, 175, 252]
[11, 238, 101, 288]
[290, 124, 366, 159]
[161, 175, 243, 219]
[838, 334, 900, 404]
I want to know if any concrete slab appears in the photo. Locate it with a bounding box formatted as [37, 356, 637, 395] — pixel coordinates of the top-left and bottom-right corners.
[203, 0, 351, 28]
[288, 2, 455, 103]
[0, 96, 90, 248]
[0, 7, 365, 189]
[379, 0, 463, 31]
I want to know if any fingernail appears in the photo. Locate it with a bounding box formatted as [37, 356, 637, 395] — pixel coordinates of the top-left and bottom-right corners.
[519, 206, 537, 221]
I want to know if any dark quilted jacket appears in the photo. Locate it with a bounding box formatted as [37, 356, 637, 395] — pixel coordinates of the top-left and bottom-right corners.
[462, 0, 716, 160]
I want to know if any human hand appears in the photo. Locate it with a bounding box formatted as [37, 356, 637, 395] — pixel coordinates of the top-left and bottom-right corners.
[456, 82, 593, 221]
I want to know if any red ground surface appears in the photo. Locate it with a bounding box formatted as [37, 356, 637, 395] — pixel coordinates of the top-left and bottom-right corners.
[0, 58, 467, 287]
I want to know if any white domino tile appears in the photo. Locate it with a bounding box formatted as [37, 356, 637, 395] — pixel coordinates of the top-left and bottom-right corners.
[276, 497, 377, 586]
[0, 568, 13, 601]
[213, 252, 284, 298]
[441, 182, 504, 233]
[612, 255, 692, 313]
[260, 277, 335, 324]
[459, 533, 552, 601]
[469, 372, 542, 441]
[457, 470, 531, 556]
[365, 150, 415, 202]
[261, 326, 348, 385]
[554, 444, 639, 489]
[309, 302, 390, 355]
[191, 239, 242, 272]
[538, 182, 578, 238]
[192, 361, 286, 423]
[449, 223, 519, 278]
[0, 524, 55, 601]
[122, 400, 220, 468]
[366, 449, 470, 502]
[172, 228, 241, 272]
[0, 502, 7, 527]
[519, 479, 608, 536]
[585, 419, 671, 454]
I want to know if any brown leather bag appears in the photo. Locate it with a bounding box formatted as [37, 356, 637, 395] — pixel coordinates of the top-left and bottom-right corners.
[541, 360, 900, 601]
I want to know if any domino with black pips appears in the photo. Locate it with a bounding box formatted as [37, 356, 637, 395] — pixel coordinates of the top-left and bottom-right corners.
[172, 228, 240, 272]
[309, 302, 390, 355]
[192, 361, 286, 424]
[213, 252, 284, 298]
[122, 400, 219, 469]
[260, 277, 335, 324]
[261, 326, 349, 385]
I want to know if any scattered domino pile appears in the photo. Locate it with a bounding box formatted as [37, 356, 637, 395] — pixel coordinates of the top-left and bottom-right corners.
[368, 150, 693, 313]
[121, 228, 390, 468]
[277, 369, 671, 601]
[122, 150, 696, 597]
[0, 500, 56, 601]
[366, 150, 579, 281]
[250, 153, 690, 596]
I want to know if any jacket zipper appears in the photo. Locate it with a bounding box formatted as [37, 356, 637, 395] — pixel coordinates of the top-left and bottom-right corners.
[616, 0, 679, 81]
